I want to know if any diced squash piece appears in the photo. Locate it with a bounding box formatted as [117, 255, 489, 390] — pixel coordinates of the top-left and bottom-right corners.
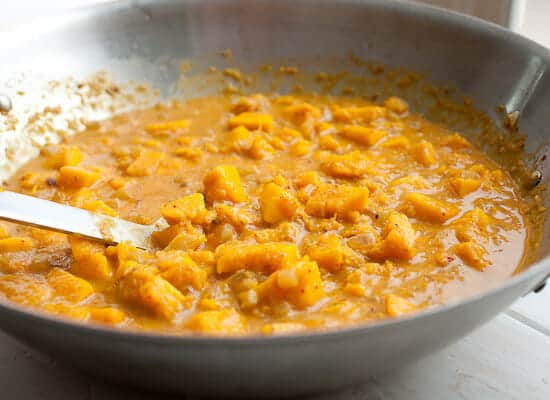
[259, 182, 300, 224]
[0, 237, 34, 253]
[216, 242, 299, 274]
[284, 103, 322, 124]
[339, 125, 387, 146]
[385, 293, 417, 316]
[305, 234, 356, 273]
[402, 193, 459, 223]
[30, 228, 67, 247]
[228, 112, 273, 132]
[315, 121, 335, 135]
[145, 119, 190, 133]
[289, 139, 312, 156]
[58, 166, 99, 188]
[70, 237, 112, 280]
[0, 274, 52, 305]
[453, 241, 489, 270]
[268, 135, 285, 150]
[156, 250, 208, 291]
[174, 147, 203, 160]
[105, 242, 138, 266]
[257, 257, 324, 309]
[152, 223, 205, 250]
[114, 259, 154, 280]
[248, 135, 275, 159]
[203, 165, 248, 203]
[277, 127, 302, 142]
[411, 140, 437, 167]
[450, 178, 481, 197]
[165, 226, 206, 251]
[441, 133, 472, 149]
[380, 135, 410, 149]
[47, 145, 83, 168]
[332, 106, 386, 123]
[383, 97, 409, 114]
[160, 193, 213, 225]
[81, 199, 117, 217]
[388, 175, 429, 190]
[294, 171, 321, 189]
[47, 268, 94, 302]
[365, 212, 416, 261]
[214, 204, 255, 230]
[305, 184, 369, 220]
[125, 150, 164, 177]
[188, 250, 216, 267]
[321, 151, 371, 178]
[198, 298, 220, 310]
[118, 266, 188, 320]
[318, 135, 340, 150]
[225, 126, 274, 159]
[345, 226, 380, 252]
[19, 172, 45, 190]
[345, 283, 366, 297]
[223, 68, 242, 80]
[90, 307, 127, 325]
[186, 309, 245, 335]
[456, 208, 490, 231]
[226, 126, 253, 151]
[230, 95, 269, 113]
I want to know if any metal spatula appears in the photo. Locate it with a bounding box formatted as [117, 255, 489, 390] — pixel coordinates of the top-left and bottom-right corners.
[0, 190, 167, 251]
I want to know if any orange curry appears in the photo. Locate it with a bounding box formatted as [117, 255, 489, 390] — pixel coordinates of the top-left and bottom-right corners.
[0, 93, 529, 335]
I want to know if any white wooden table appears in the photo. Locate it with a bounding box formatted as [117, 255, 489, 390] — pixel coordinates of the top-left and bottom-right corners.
[1, 1, 549, 399]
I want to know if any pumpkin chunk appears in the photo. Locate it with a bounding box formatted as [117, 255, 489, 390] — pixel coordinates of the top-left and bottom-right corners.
[160, 193, 213, 225]
[339, 125, 387, 146]
[259, 181, 300, 224]
[383, 97, 409, 114]
[332, 105, 386, 123]
[186, 309, 245, 335]
[70, 237, 112, 280]
[216, 242, 299, 274]
[453, 241, 489, 270]
[257, 257, 324, 309]
[118, 265, 188, 321]
[305, 184, 369, 220]
[304, 234, 358, 273]
[0, 237, 34, 253]
[58, 166, 99, 188]
[47, 145, 83, 168]
[125, 150, 164, 177]
[228, 112, 273, 132]
[321, 151, 371, 178]
[145, 119, 190, 133]
[157, 250, 208, 291]
[203, 165, 248, 203]
[365, 212, 416, 261]
[402, 193, 459, 223]
[90, 307, 127, 325]
[450, 178, 481, 197]
[411, 140, 437, 167]
[47, 268, 94, 302]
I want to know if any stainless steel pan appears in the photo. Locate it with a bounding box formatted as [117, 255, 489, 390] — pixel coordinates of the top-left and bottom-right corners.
[1, 1, 549, 398]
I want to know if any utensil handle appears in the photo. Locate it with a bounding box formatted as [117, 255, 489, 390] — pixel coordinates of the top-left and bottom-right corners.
[0, 190, 109, 242]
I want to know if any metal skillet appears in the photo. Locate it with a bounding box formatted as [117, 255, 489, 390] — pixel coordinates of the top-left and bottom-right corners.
[1, 0, 550, 398]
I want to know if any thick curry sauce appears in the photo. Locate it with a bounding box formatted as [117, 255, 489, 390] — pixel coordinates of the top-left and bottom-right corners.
[0, 93, 529, 335]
